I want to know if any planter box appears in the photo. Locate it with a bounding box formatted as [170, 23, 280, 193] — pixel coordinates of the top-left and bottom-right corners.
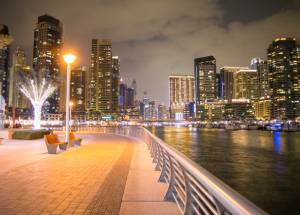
[12, 129, 51, 140]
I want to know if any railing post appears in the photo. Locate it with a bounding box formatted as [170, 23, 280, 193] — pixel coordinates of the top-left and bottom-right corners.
[158, 149, 168, 183]
[164, 153, 176, 202]
[181, 166, 192, 215]
[155, 144, 162, 171]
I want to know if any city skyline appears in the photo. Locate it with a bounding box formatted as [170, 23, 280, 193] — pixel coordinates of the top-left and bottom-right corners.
[1, 0, 300, 105]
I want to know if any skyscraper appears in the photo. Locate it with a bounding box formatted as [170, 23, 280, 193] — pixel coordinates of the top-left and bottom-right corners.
[268, 38, 300, 120]
[234, 69, 258, 100]
[194, 56, 217, 103]
[33, 14, 63, 113]
[70, 66, 87, 113]
[0, 24, 11, 103]
[250, 58, 269, 98]
[131, 79, 137, 95]
[169, 75, 194, 119]
[9, 48, 30, 109]
[219, 67, 248, 101]
[112, 56, 120, 113]
[88, 39, 118, 115]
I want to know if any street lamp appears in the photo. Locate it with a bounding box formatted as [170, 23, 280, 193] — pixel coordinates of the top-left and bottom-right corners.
[69, 101, 74, 127]
[63, 54, 76, 144]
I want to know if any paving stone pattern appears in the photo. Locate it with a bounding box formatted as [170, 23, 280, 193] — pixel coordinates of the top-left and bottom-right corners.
[0, 135, 134, 215]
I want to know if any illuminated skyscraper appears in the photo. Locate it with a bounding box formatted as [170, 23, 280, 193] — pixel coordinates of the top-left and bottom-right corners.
[250, 58, 269, 98]
[169, 75, 194, 119]
[112, 56, 120, 113]
[88, 39, 118, 115]
[0, 24, 11, 103]
[268, 38, 300, 120]
[194, 56, 217, 103]
[33, 14, 63, 113]
[219, 67, 248, 101]
[9, 48, 30, 109]
[234, 69, 258, 100]
[70, 66, 87, 113]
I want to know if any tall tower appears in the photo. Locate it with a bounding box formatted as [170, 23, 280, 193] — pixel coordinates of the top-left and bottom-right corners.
[88, 39, 118, 115]
[219, 67, 248, 101]
[0, 24, 11, 103]
[33, 14, 63, 113]
[268, 38, 300, 120]
[234, 69, 258, 100]
[194, 56, 217, 104]
[70, 66, 87, 113]
[112, 56, 120, 113]
[9, 48, 30, 109]
[169, 75, 194, 119]
[250, 58, 269, 98]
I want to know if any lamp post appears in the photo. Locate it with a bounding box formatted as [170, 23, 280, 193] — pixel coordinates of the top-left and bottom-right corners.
[69, 101, 74, 128]
[63, 54, 76, 144]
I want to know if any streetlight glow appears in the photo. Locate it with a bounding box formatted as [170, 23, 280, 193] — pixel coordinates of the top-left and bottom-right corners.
[64, 53, 76, 144]
[63, 54, 76, 64]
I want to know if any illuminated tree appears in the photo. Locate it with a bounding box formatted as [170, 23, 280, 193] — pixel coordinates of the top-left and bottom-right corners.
[17, 71, 57, 129]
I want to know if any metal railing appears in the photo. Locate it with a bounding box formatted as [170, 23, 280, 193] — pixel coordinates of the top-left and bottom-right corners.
[74, 126, 267, 215]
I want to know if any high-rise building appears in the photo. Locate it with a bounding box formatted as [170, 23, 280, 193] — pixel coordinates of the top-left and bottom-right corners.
[131, 79, 137, 95]
[268, 38, 300, 120]
[216, 73, 222, 99]
[0, 24, 11, 103]
[169, 75, 194, 119]
[157, 104, 168, 120]
[119, 79, 126, 107]
[223, 99, 255, 121]
[234, 69, 258, 100]
[140, 95, 150, 120]
[33, 14, 63, 113]
[8, 48, 30, 109]
[194, 56, 217, 103]
[125, 87, 135, 107]
[253, 99, 271, 120]
[88, 39, 118, 115]
[70, 66, 87, 113]
[219, 67, 248, 101]
[118, 78, 135, 115]
[251, 58, 269, 98]
[112, 56, 120, 113]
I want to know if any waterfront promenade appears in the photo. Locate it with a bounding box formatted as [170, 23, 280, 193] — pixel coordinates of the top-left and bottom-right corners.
[0, 133, 179, 215]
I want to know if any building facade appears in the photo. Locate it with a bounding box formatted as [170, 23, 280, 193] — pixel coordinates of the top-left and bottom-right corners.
[88, 39, 119, 115]
[169, 75, 194, 119]
[70, 66, 87, 114]
[194, 56, 217, 103]
[234, 69, 258, 100]
[268, 38, 300, 120]
[251, 58, 269, 98]
[219, 67, 248, 101]
[33, 14, 63, 113]
[0, 24, 11, 104]
[9, 48, 31, 109]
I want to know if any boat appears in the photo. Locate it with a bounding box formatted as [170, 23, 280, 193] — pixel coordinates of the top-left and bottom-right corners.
[225, 124, 239, 130]
[267, 123, 282, 132]
[248, 125, 259, 130]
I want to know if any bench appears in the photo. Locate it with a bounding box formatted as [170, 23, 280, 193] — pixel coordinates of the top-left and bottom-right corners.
[44, 134, 68, 154]
[70, 132, 82, 146]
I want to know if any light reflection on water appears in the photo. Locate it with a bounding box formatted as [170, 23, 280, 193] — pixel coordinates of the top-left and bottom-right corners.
[149, 126, 300, 215]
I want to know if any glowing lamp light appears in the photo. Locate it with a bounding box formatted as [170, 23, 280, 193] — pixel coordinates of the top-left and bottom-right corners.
[63, 54, 76, 64]
[69, 101, 74, 107]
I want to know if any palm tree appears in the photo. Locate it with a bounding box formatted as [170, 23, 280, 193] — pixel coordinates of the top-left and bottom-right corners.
[17, 70, 57, 129]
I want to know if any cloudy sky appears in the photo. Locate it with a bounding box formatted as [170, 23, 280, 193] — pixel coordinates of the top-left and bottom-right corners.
[1, 0, 300, 105]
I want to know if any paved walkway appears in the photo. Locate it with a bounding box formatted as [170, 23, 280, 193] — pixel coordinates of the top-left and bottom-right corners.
[0, 133, 180, 215]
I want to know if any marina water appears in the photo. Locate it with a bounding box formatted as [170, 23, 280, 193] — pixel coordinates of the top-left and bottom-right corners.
[148, 126, 300, 215]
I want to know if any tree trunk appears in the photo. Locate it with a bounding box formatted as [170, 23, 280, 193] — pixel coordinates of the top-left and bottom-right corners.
[33, 105, 42, 129]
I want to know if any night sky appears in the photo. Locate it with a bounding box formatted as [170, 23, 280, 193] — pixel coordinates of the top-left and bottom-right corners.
[1, 0, 300, 105]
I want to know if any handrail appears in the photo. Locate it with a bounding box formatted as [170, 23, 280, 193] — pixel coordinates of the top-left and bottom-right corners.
[73, 125, 267, 215]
